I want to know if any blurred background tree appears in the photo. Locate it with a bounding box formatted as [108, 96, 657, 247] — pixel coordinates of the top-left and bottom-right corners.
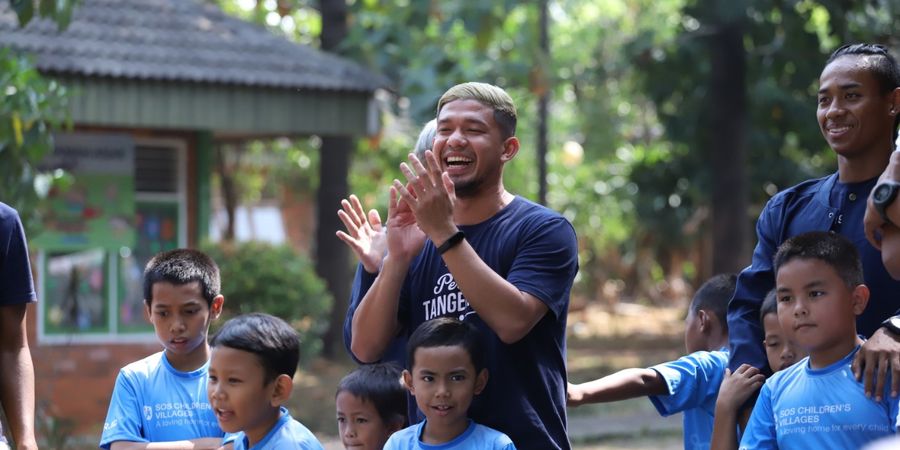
[2, 0, 80, 233]
[210, 0, 900, 356]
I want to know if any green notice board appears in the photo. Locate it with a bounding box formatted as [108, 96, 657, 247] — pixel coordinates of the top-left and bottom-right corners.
[33, 133, 136, 250]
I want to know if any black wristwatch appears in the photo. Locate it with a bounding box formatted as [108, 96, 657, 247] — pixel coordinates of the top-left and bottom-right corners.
[872, 181, 900, 226]
[881, 315, 900, 336]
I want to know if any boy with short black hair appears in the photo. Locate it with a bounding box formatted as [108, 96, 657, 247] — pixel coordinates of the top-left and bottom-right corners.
[739, 231, 899, 449]
[100, 249, 228, 450]
[384, 317, 515, 449]
[208, 313, 323, 450]
[335, 363, 407, 450]
[567, 274, 735, 450]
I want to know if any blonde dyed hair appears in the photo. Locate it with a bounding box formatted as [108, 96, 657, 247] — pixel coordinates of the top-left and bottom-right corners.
[437, 82, 517, 139]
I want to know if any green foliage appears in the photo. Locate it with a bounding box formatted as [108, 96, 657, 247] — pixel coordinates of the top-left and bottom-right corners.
[202, 241, 333, 361]
[10, 0, 82, 30]
[0, 48, 72, 233]
[215, 0, 900, 300]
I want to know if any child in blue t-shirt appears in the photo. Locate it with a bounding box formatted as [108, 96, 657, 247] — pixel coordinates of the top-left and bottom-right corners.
[710, 289, 806, 450]
[567, 273, 736, 450]
[208, 313, 324, 450]
[384, 318, 516, 450]
[100, 249, 229, 449]
[740, 231, 900, 449]
[336, 363, 407, 450]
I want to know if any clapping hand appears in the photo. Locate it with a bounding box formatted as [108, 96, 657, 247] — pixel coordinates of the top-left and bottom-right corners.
[336, 194, 387, 273]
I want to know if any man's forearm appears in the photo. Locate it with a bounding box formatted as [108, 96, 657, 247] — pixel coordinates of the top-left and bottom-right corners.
[0, 346, 36, 449]
[441, 241, 547, 343]
[0, 303, 36, 450]
[350, 255, 407, 362]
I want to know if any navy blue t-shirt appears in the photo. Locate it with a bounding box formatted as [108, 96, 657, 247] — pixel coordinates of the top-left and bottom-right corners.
[0, 202, 36, 307]
[394, 196, 578, 450]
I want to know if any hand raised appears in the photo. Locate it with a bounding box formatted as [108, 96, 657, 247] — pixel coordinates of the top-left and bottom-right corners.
[385, 183, 426, 264]
[394, 150, 458, 244]
[335, 194, 386, 274]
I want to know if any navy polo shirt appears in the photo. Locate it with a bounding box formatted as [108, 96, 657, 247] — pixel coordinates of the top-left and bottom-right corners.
[727, 172, 900, 373]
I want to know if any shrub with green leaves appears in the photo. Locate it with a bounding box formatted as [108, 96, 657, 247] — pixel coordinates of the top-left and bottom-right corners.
[202, 241, 333, 362]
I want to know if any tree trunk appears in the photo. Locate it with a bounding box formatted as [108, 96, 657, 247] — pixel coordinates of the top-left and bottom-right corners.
[317, 0, 351, 359]
[707, 22, 749, 275]
[536, 0, 549, 205]
[215, 144, 238, 242]
[316, 136, 352, 359]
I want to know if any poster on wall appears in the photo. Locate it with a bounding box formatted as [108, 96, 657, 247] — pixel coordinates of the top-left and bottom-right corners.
[43, 248, 109, 334]
[32, 133, 136, 250]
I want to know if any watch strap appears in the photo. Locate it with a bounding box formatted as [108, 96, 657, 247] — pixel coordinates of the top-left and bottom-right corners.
[881, 315, 900, 335]
[874, 181, 900, 226]
[436, 231, 465, 255]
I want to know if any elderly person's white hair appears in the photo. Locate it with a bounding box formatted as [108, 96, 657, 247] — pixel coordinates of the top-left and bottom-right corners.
[414, 119, 437, 159]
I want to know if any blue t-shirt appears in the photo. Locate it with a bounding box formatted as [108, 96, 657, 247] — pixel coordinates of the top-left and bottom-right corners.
[648, 348, 729, 450]
[728, 173, 900, 373]
[0, 202, 35, 307]
[740, 346, 899, 449]
[384, 420, 516, 450]
[99, 351, 224, 448]
[349, 196, 578, 450]
[232, 408, 323, 450]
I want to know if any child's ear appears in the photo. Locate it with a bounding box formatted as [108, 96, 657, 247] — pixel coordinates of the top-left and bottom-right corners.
[473, 368, 489, 395]
[143, 302, 151, 322]
[402, 370, 414, 395]
[851, 284, 870, 315]
[210, 295, 225, 319]
[697, 310, 710, 334]
[270, 374, 293, 407]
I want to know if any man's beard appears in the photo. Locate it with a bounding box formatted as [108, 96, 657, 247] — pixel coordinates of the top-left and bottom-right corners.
[451, 175, 484, 198]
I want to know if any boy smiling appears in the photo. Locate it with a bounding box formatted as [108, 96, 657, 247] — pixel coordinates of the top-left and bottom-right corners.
[384, 318, 515, 449]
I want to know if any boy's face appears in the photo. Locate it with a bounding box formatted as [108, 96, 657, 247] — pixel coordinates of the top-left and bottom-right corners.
[146, 281, 223, 371]
[433, 99, 517, 198]
[208, 346, 282, 446]
[817, 55, 896, 158]
[775, 258, 867, 364]
[403, 345, 487, 440]
[762, 312, 805, 372]
[336, 391, 400, 450]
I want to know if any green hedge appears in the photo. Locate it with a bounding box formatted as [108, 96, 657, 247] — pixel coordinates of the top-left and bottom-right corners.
[202, 241, 333, 362]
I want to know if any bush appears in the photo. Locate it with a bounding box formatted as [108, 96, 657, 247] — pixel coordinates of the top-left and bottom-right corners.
[202, 241, 333, 362]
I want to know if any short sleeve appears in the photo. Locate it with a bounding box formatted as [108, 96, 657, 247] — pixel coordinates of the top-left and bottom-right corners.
[0, 206, 35, 306]
[99, 370, 147, 448]
[739, 382, 778, 450]
[648, 350, 727, 416]
[506, 217, 578, 319]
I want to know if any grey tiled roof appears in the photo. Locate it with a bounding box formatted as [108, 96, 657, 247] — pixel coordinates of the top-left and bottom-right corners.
[0, 0, 383, 92]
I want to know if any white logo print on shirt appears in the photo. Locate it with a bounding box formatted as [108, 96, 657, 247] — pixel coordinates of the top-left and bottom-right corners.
[422, 273, 474, 321]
